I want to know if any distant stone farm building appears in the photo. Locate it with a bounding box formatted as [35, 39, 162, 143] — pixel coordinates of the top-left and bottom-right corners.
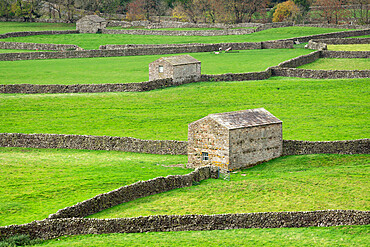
[149, 55, 201, 82]
[76, 15, 107, 34]
[188, 108, 283, 171]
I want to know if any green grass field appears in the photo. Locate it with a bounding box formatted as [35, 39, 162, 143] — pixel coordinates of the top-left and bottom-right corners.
[298, 58, 370, 70]
[0, 147, 189, 226]
[30, 225, 370, 246]
[0, 21, 75, 34]
[328, 44, 370, 51]
[0, 23, 369, 245]
[0, 49, 312, 84]
[1, 77, 368, 141]
[89, 154, 369, 219]
[0, 27, 353, 50]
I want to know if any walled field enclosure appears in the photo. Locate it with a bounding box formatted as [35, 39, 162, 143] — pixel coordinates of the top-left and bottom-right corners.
[0, 21, 369, 243]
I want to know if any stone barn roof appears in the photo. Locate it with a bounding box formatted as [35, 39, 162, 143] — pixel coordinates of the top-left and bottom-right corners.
[207, 108, 282, 129]
[78, 15, 106, 23]
[161, 55, 200, 66]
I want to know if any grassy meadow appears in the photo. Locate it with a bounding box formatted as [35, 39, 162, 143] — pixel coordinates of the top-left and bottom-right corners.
[89, 154, 369, 219]
[0, 147, 189, 226]
[298, 58, 370, 70]
[0, 23, 369, 245]
[0, 49, 312, 84]
[328, 44, 370, 51]
[1, 77, 368, 141]
[1, 27, 353, 50]
[32, 225, 370, 246]
[0, 21, 75, 34]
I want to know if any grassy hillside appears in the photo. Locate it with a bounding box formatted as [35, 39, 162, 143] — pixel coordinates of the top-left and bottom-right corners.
[298, 58, 370, 70]
[32, 225, 370, 246]
[0, 77, 368, 141]
[327, 44, 370, 51]
[0, 147, 189, 226]
[90, 154, 369, 219]
[1, 27, 353, 50]
[0, 49, 312, 85]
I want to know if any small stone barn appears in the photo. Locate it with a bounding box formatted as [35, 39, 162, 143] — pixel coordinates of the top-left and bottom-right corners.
[187, 108, 283, 171]
[149, 55, 201, 82]
[76, 15, 107, 34]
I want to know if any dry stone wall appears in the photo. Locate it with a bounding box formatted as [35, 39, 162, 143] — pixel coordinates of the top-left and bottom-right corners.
[310, 37, 370, 45]
[289, 28, 370, 43]
[0, 71, 271, 94]
[277, 51, 321, 68]
[1, 210, 368, 240]
[0, 41, 291, 62]
[272, 67, 370, 79]
[321, 50, 370, 58]
[0, 41, 80, 51]
[48, 166, 218, 219]
[107, 20, 262, 29]
[0, 133, 187, 155]
[0, 133, 368, 156]
[0, 30, 78, 39]
[0, 17, 71, 23]
[103, 28, 255, 36]
[100, 42, 262, 51]
[201, 69, 272, 82]
[282, 139, 370, 156]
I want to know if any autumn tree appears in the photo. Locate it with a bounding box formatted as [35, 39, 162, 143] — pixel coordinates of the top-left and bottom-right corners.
[175, 0, 202, 23]
[273, 0, 300, 22]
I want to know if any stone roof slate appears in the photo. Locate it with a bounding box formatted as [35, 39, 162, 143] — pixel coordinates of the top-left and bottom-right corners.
[162, 55, 200, 66]
[79, 15, 106, 23]
[208, 108, 282, 129]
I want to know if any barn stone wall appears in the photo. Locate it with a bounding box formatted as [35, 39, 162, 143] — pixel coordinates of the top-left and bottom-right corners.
[1, 210, 368, 240]
[229, 124, 282, 170]
[173, 63, 201, 82]
[76, 20, 107, 34]
[149, 59, 173, 81]
[188, 117, 230, 170]
[47, 166, 218, 219]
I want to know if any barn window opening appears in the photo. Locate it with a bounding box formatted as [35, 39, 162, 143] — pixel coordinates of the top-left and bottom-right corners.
[158, 65, 164, 73]
[202, 152, 209, 161]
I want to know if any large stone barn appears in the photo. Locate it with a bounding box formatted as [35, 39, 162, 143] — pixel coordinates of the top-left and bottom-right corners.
[76, 15, 107, 33]
[187, 108, 283, 171]
[149, 55, 201, 82]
